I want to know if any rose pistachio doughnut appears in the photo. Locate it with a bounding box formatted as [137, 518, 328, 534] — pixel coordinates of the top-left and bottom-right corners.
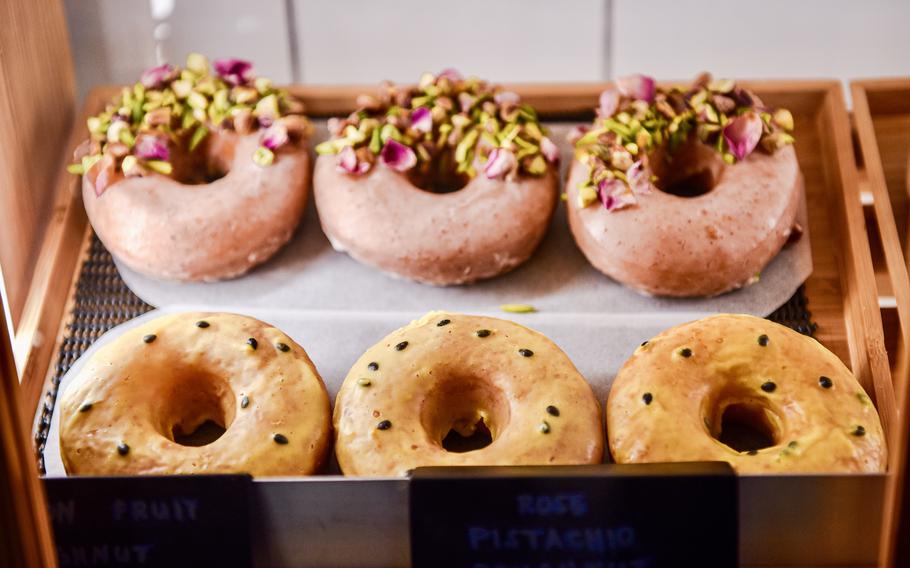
[314, 70, 560, 285]
[59, 312, 331, 476]
[334, 312, 603, 475]
[607, 314, 886, 473]
[567, 73, 801, 297]
[71, 54, 312, 281]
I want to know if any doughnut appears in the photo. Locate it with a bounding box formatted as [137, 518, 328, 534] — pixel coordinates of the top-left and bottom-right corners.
[69, 54, 312, 281]
[333, 311, 604, 476]
[607, 314, 886, 473]
[313, 70, 560, 285]
[59, 312, 332, 476]
[566, 73, 800, 297]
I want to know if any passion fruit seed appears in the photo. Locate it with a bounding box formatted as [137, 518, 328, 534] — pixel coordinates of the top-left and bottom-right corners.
[519, 349, 534, 358]
[475, 329, 491, 338]
[819, 376, 833, 389]
[538, 421, 551, 434]
[246, 337, 258, 350]
[395, 341, 408, 351]
[195, 320, 210, 328]
[368, 362, 379, 371]
[142, 334, 157, 344]
[240, 395, 250, 409]
[761, 381, 777, 393]
[377, 420, 392, 430]
[758, 334, 770, 346]
[117, 442, 130, 456]
[642, 392, 653, 405]
[437, 319, 451, 327]
[546, 405, 560, 417]
[273, 433, 289, 444]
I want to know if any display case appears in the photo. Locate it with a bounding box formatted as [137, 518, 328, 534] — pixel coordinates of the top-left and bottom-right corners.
[2, 3, 909, 566]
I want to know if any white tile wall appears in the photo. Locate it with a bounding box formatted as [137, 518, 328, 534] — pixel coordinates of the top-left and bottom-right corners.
[63, 0, 910, 102]
[612, 0, 910, 84]
[291, 0, 609, 84]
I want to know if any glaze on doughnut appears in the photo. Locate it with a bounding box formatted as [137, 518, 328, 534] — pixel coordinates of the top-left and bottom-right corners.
[333, 312, 603, 475]
[71, 54, 312, 281]
[59, 312, 331, 476]
[314, 70, 560, 285]
[607, 314, 886, 473]
[567, 73, 800, 297]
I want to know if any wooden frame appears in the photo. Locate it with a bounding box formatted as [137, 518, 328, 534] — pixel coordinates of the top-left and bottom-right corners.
[3, 80, 905, 567]
[850, 77, 910, 567]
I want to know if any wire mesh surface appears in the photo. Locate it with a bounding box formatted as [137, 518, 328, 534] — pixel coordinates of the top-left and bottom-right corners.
[34, 233, 817, 473]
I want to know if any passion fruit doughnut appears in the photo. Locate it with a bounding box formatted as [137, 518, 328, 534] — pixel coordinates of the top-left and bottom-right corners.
[567, 73, 800, 297]
[70, 54, 312, 281]
[313, 70, 560, 285]
[607, 314, 886, 473]
[59, 312, 332, 476]
[333, 312, 603, 475]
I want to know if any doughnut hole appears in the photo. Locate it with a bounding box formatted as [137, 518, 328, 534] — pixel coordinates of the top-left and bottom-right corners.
[158, 371, 237, 447]
[650, 136, 724, 198]
[420, 375, 510, 453]
[406, 151, 470, 194]
[168, 132, 236, 185]
[705, 390, 783, 453]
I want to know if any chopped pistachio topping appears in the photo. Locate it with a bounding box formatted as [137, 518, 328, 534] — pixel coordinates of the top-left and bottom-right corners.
[500, 303, 537, 314]
[574, 72, 795, 212]
[321, 70, 557, 180]
[69, 53, 310, 196]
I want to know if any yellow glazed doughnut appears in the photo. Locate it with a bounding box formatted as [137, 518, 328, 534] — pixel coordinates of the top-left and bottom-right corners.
[607, 314, 886, 473]
[59, 312, 331, 476]
[334, 312, 604, 475]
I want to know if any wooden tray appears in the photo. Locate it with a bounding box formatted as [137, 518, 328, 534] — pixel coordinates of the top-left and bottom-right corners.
[12, 80, 905, 567]
[850, 77, 910, 568]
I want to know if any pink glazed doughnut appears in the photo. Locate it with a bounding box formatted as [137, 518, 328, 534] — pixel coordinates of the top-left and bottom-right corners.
[313, 70, 560, 285]
[71, 54, 312, 281]
[566, 73, 801, 297]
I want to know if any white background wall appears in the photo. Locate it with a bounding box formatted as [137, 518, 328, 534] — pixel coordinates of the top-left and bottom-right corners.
[63, 0, 910, 103]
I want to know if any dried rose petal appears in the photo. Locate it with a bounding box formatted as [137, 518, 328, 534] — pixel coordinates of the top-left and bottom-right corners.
[90, 155, 117, 197]
[337, 145, 370, 175]
[262, 123, 289, 151]
[540, 136, 559, 163]
[213, 58, 254, 86]
[626, 161, 653, 195]
[380, 139, 417, 172]
[567, 125, 590, 145]
[723, 111, 763, 160]
[133, 134, 170, 161]
[598, 87, 620, 118]
[598, 178, 637, 211]
[483, 148, 517, 179]
[616, 74, 656, 103]
[494, 91, 520, 105]
[437, 68, 463, 82]
[410, 107, 432, 133]
[140, 63, 177, 89]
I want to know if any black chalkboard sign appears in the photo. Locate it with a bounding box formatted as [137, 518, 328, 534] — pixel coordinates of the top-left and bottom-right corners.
[44, 475, 252, 568]
[410, 462, 737, 568]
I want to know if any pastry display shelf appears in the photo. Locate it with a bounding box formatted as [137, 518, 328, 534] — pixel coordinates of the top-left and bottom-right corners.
[13, 81, 908, 567]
